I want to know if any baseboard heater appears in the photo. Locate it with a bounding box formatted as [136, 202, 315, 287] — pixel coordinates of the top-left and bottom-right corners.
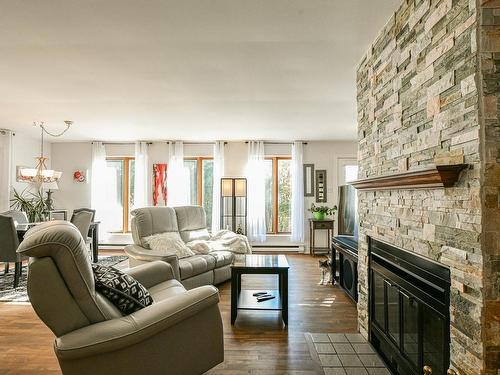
[251, 244, 303, 252]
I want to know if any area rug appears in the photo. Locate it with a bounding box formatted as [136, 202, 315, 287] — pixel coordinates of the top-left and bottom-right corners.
[304, 332, 391, 375]
[0, 255, 128, 303]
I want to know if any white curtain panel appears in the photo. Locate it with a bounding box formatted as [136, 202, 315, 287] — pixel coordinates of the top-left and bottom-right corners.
[134, 141, 149, 209]
[0, 130, 13, 212]
[211, 141, 225, 233]
[167, 141, 189, 207]
[90, 142, 108, 234]
[291, 141, 305, 242]
[246, 141, 266, 242]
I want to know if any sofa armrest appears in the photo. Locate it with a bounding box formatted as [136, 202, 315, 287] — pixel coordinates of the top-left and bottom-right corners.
[55, 285, 220, 360]
[122, 261, 175, 289]
[124, 244, 180, 280]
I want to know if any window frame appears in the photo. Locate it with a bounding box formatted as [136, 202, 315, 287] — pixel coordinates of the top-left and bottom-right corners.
[265, 156, 292, 234]
[105, 156, 135, 233]
[184, 157, 213, 206]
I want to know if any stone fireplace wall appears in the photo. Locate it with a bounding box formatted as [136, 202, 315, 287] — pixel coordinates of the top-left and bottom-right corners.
[478, 1, 500, 372]
[356, 0, 499, 373]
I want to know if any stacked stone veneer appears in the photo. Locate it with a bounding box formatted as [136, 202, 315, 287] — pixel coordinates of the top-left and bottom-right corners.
[356, 0, 499, 374]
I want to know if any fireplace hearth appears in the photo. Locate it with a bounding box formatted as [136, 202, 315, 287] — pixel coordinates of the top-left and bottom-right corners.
[369, 238, 451, 375]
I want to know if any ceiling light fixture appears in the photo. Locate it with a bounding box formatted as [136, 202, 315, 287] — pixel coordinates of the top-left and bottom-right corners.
[20, 120, 73, 187]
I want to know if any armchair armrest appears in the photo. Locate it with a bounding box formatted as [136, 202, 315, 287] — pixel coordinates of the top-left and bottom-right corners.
[55, 285, 220, 360]
[124, 244, 180, 280]
[122, 261, 175, 289]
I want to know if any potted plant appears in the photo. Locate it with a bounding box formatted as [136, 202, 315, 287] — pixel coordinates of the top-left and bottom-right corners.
[10, 188, 48, 222]
[308, 203, 337, 221]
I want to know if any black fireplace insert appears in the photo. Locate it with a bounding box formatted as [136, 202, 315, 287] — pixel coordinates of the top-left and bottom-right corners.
[369, 238, 451, 375]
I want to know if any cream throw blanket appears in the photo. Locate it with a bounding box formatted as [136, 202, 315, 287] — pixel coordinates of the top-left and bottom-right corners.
[186, 230, 252, 255]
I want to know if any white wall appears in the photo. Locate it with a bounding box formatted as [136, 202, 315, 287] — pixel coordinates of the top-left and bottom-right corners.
[52, 141, 216, 215]
[51, 142, 92, 215]
[50, 139, 357, 251]
[217, 140, 358, 249]
[224, 142, 247, 177]
[303, 141, 357, 250]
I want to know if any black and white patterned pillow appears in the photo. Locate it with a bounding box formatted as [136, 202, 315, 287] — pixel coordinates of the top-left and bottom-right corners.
[92, 264, 154, 314]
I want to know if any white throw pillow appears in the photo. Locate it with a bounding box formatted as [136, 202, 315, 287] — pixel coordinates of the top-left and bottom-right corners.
[144, 232, 195, 259]
[181, 228, 211, 243]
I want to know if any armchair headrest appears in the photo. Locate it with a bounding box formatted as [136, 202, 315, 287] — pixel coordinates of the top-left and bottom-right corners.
[17, 220, 107, 323]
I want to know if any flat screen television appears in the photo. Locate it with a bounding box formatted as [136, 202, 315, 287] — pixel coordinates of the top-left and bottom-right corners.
[336, 184, 358, 251]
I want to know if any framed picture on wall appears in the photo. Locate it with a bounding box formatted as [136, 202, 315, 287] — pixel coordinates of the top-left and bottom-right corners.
[303, 164, 314, 197]
[315, 170, 327, 203]
[16, 166, 30, 182]
[153, 163, 168, 206]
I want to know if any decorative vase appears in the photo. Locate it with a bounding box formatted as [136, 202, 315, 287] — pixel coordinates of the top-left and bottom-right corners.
[313, 211, 325, 220]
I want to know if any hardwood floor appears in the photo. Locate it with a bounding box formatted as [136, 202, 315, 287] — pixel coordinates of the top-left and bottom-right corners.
[0, 253, 357, 374]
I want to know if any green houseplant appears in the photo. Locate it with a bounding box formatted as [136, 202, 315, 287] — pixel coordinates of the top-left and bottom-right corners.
[308, 203, 337, 220]
[10, 188, 48, 222]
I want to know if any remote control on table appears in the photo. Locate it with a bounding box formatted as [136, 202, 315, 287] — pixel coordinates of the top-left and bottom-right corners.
[252, 292, 267, 297]
[257, 296, 275, 302]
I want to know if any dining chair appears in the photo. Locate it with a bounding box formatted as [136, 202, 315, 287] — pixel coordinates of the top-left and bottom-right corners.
[70, 209, 94, 251]
[0, 214, 27, 287]
[1, 210, 28, 225]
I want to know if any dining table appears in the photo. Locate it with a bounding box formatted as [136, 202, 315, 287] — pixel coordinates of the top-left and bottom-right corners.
[16, 221, 101, 263]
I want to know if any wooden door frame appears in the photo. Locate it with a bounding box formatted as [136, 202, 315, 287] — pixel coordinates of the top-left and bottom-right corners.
[265, 156, 291, 234]
[106, 156, 134, 233]
[184, 157, 213, 206]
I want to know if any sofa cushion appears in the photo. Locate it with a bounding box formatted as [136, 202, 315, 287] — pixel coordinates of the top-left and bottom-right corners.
[183, 228, 211, 243]
[147, 279, 186, 301]
[131, 207, 179, 248]
[178, 255, 217, 280]
[144, 232, 195, 259]
[92, 264, 154, 314]
[209, 251, 234, 268]
[174, 206, 210, 243]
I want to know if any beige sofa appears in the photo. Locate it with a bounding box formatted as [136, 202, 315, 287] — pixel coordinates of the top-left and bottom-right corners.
[17, 220, 224, 375]
[125, 206, 234, 290]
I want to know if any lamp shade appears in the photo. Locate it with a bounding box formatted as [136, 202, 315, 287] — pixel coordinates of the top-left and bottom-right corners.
[221, 179, 233, 197]
[234, 178, 247, 197]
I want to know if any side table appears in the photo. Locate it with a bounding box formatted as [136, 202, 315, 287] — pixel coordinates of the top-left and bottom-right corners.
[309, 219, 334, 256]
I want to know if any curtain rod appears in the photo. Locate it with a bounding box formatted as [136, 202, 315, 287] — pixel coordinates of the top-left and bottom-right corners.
[244, 141, 308, 145]
[92, 141, 228, 145]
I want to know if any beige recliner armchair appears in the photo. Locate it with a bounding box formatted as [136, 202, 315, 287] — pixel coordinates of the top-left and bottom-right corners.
[17, 221, 224, 375]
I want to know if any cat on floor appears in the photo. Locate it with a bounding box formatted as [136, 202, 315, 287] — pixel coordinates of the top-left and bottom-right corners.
[318, 256, 333, 285]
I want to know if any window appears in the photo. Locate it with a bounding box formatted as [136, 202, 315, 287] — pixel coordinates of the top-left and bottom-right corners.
[105, 157, 135, 233]
[264, 157, 291, 233]
[344, 165, 359, 183]
[184, 158, 214, 228]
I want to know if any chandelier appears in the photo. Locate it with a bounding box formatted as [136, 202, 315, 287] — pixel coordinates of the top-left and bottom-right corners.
[20, 120, 73, 186]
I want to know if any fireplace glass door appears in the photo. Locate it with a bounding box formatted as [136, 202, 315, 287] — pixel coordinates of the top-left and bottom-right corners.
[369, 238, 450, 375]
[402, 293, 419, 367]
[386, 281, 400, 346]
[422, 304, 446, 372]
[372, 271, 385, 329]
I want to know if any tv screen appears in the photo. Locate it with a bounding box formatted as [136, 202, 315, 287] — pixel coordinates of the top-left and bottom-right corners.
[338, 184, 358, 239]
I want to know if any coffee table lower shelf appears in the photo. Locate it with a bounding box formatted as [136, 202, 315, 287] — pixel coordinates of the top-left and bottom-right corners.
[237, 290, 282, 311]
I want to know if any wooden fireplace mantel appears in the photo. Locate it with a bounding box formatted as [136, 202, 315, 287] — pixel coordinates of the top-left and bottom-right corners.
[350, 164, 468, 190]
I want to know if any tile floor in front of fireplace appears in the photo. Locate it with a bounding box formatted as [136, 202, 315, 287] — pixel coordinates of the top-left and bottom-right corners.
[305, 332, 391, 375]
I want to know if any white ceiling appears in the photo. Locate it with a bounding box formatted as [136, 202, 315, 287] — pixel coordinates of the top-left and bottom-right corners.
[0, 0, 400, 142]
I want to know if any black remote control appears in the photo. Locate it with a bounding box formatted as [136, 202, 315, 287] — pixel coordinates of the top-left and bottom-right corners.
[252, 292, 267, 296]
[257, 296, 275, 302]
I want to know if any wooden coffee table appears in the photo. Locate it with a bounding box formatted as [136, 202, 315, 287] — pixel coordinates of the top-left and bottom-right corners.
[230, 254, 289, 325]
